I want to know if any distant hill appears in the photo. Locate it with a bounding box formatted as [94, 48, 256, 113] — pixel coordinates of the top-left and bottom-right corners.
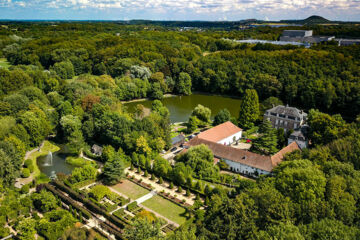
[304, 15, 330, 24]
[281, 15, 331, 25]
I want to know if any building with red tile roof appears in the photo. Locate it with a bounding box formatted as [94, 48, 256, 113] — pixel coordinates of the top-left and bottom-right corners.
[184, 136, 300, 176]
[197, 121, 242, 145]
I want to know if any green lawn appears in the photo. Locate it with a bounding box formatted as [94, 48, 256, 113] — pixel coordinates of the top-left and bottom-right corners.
[142, 195, 187, 225]
[65, 156, 97, 167]
[0, 58, 10, 69]
[112, 179, 150, 200]
[27, 141, 60, 178]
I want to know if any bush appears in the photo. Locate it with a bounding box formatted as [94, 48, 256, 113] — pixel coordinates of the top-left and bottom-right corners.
[144, 170, 148, 177]
[150, 174, 155, 180]
[89, 185, 111, 201]
[113, 208, 125, 220]
[127, 202, 138, 212]
[186, 189, 190, 197]
[169, 182, 174, 189]
[24, 159, 33, 168]
[196, 194, 200, 200]
[177, 186, 182, 193]
[21, 168, 30, 178]
[65, 156, 87, 167]
[158, 177, 163, 184]
[20, 184, 30, 194]
[28, 164, 34, 173]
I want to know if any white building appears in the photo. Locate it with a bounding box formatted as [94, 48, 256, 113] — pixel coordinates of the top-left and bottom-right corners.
[184, 122, 300, 177]
[197, 121, 242, 145]
[288, 125, 309, 149]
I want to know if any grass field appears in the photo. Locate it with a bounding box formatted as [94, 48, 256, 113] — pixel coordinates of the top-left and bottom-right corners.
[0, 58, 10, 69]
[142, 195, 187, 225]
[112, 179, 150, 200]
[27, 141, 60, 178]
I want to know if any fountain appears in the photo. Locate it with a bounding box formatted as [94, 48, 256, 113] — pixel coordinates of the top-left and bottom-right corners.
[37, 147, 75, 177]
[44, 151, 53, 166]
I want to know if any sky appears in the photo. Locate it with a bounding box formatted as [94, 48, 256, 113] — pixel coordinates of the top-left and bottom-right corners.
[0, 0, 359, 21]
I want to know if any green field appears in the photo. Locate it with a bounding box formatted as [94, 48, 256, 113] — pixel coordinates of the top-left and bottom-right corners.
[112, 179, 150, 200]
[0, 58, 10, 69]
[142, 195, 187, 225]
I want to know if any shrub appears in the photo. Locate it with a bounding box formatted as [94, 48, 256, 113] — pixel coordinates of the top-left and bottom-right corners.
[127, 202, 138, 212]
[21, 168, 30, 178]
[205, 196, 210, 206]
[65, 156, 87, 167]
[186, 189, 190, 197]
[196, 194, 200, 200]
[113, 208, 125, 220]
[28, 164, 34, 173]
[89, 185, 111, 201]
[195, 181, 203, 192]
[144, 170, 148, 177]
[24, 159, 32, 168]
[177, 186, 182, 193]
[169, 182, 174, 189]
[150, 174, 155, 180]
[20, 184, 30, 194]
[158, 177, 163, 184]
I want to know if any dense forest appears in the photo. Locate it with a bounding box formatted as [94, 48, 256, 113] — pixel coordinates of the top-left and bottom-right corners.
[0, 22, 360, 239]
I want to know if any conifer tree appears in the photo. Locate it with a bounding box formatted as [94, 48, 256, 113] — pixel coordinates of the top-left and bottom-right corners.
[238, 89, 260, 129]
[251, 120, 278, 155]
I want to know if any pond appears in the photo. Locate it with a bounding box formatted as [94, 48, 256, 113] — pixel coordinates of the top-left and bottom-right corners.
[124, 94, 242, 123]
[37, 146, 75, 177]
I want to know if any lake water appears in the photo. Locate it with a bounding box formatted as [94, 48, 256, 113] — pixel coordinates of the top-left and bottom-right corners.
[124, 94, 242, 123]
[37, 147, 75, 176]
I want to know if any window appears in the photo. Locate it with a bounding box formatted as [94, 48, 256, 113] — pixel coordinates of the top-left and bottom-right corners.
[288, 116, 295, 120]
[275, 119, 279, 124]
[279, 114, 286, 118]
[285, 121, 288, 126]
[271, 112, 277, 116]
[294, 123, 297, 128]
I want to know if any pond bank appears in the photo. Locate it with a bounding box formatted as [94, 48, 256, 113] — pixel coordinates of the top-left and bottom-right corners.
[121, 94, 177, 104]
[123, 93, 242, 123]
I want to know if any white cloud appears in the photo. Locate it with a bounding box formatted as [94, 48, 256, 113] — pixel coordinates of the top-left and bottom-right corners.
[1, 0, 360, 20]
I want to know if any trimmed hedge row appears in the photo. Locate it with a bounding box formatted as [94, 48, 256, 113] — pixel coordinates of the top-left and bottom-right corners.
[72, 179, 96, 189]
[43, 183, 92, 220]
[126, 201, 138, 212]
[128, 167, 208, 198]
[51, 181, 128, 228]
[99, 221, 124, 240]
